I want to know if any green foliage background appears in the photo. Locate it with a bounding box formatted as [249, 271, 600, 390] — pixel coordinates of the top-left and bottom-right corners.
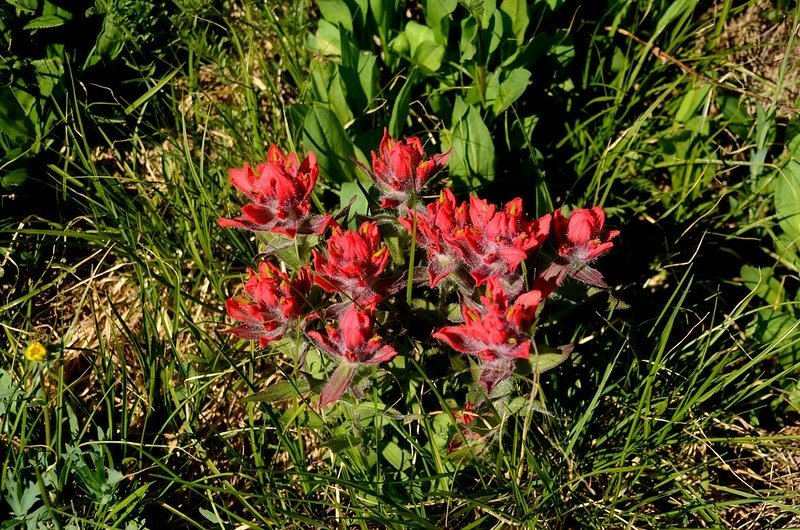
[2, 0, 800, 528]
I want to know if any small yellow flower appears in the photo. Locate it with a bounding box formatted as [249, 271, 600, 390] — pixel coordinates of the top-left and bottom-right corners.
[25, 341, 47, 362]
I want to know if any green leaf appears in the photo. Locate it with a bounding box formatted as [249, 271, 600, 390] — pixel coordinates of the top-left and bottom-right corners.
[413, 39, 445, 73]
[369, 0, 396, 51]
[23, 14, 67, 30]
[318, 0, 354, 32]
[338, 180, 370, 228]
[1, 168, 29, 188]
[0, 87, 34, 141]
[675, 84, 711, 124]
[462, 0, 497, 28]
[500, 0, 528, 44]
[301, 106, 359, 184]
[198, 507, 221, 524]
[531, 344, 572, 374]
[493, 67, 530, 115]
[310, 61, 353, 125]
[242, 381, 303, 403]
[441, 96, 495, 188]
[382, 440, 411, 471]
[307, 19, 342, 57]
[654, 0, 695, 36]
[426, 0, 458, 44]
[31, 57, 64, 97]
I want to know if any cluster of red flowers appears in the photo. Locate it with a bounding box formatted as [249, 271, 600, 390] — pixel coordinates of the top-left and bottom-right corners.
[218, 129, 618, 407]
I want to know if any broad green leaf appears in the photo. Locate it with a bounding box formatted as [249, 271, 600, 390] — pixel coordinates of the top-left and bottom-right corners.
[31, 57, 63, 97]
[302, 106, 359, 184]
[413, 40, 445, 73]
[318, 0, 354, 32]
[675, 84, 711, 124]
[402, 21, 445, 73]
[654, 0, 695, 36]
[493, 67, 530, 115]
[322, 434, 360, 453]
[369, 0, 396, 50]
[426, 0, 458, 44]
[0, 87, 34, 140]
[441, 96, 495, 188]
[1, 168, 29, 188]
[307, 19, 341, 57]
[382, 440, 411, 471]
[23, 14, 67, 30]
[531, 348, 572, 374]
[310, 61, 353, 125]
[404, 21, 437, 53]
[488, 10, 503, 54]
[460, 17, 478, 61]
[500, 0, 528, 44]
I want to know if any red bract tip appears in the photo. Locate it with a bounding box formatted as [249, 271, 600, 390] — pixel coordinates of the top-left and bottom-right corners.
[361, 129, 450, 210]
[218, 145, 331, 237]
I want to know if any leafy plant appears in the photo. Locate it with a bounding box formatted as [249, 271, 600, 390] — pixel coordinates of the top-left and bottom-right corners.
[299, 0, 573, 203]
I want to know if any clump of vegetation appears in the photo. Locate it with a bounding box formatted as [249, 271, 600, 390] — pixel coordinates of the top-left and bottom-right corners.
[2, 0, 799, 528]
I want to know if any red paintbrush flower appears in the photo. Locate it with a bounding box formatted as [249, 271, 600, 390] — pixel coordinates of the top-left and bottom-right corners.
[307, 304, 398, 407]
[400, 191, 551, 289]
[225, 261, 312, 347]
[360, 129, 450, 210]
[218, 144, 331, 237]
[311, 221, 391, 305]
[433, 278, 545, 392]
[541, 207, 619, 288]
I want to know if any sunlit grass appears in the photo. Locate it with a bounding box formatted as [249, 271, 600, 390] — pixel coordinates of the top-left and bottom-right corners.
[1, 0, 799, 528]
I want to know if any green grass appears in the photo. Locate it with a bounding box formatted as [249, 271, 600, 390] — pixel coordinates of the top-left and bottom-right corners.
[2, 0, 800, 528]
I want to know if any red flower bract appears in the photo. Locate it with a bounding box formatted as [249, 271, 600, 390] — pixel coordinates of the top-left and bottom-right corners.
[398, 189, 468, 287]
[225, 261, 312, 347]
[541, 207, 619, 288]
[307, 304, 398, 407]
[218, 144, 331, 237]
[363, 129, 450, 209]
[400, 191, 551, 288]
[433, 278, 545, 392]
[312, 221, 391, 305]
